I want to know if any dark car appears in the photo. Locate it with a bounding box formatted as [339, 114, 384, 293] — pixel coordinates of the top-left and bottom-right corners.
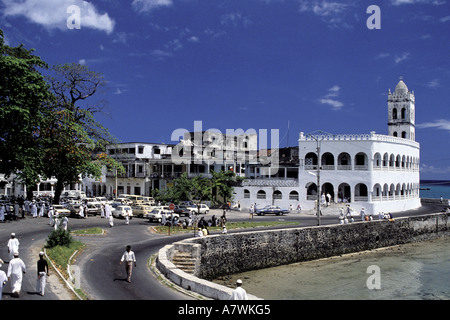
[173, 205, 191, 217]
[256, 205, 289, 216]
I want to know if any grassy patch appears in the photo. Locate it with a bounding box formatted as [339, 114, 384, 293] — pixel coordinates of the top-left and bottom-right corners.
[46, 241, 86, 279]
[71, 227, 104, 236]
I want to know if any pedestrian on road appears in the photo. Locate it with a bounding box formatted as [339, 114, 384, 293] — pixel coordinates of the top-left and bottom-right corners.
[0, 259, 7, 300]
[36, 251, 49, 296]
[7, 251, 26, 297]
[120, 245, 136, 283]
[31, 201, 37, 218]
[61, 215, 69, 231]
[79, 205, 84, 218]
[229, 279, 248, 300]
[109, 214, 114, 227]
[48, 206, 54, 226]
[7, 233, 19, 262]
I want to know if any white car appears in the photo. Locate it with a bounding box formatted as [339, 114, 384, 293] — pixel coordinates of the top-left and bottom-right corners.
[188, 204, 210, 214]
[112, 205, 133, 219]
[148, 209, 179, 223]
[52, 205, 71, 215]
[132, 205, 153, 218]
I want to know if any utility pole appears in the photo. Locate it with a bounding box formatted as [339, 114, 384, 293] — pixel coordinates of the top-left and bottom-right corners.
[306, 131, 334, 226]
[316, 139, 321, 226]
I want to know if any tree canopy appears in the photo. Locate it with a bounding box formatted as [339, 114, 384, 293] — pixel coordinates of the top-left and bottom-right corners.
[0, 29, 123, 202]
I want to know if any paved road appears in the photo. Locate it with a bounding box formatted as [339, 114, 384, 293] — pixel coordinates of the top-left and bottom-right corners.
[0, 201, 446, 300]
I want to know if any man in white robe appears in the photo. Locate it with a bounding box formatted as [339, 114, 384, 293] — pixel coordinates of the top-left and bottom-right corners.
[105, 203, 111, 219]
[229, 279, 248, 300]
[7, 252, 26, 297]
[61, 216, 69, 231]
[38, 203, 45, 217]
[48, 206, 54, 226]
[79, 205, 84, 218]
[0, 259, 7, 300]
[7, 233, 19, 261]
[31, 202, 38, 218]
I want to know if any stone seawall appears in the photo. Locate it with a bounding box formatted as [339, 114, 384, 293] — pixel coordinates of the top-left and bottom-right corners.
[156, 212, 449, 299]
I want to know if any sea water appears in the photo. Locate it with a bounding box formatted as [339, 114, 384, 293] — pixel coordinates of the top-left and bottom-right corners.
[420, 180, 450, 200]
[216, 237, 450, 300]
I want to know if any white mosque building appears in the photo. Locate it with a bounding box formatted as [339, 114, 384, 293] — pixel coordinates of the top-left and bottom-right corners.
[235, 79, 421, 215]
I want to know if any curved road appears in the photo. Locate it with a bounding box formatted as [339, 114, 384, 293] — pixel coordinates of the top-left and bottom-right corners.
[0, 202, 446, 300]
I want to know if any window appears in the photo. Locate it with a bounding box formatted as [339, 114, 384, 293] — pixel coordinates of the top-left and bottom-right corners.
[244, 189, 250, 199]
[402, 131, 406, 138]
[289, 191, 299, 200]
[138, 146, 144, 154]
[273, 190, 282, 200]
[393, 108, 397, 120]
[257, 190, 266, 199]
[401, 108, 406, 119]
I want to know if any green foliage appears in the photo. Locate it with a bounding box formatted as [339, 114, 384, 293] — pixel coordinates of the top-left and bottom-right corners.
[45, 228, 73, 248]
[0, 28, 123, 201]
[0, 29, 53, 187]
[152, 170, 244, 206]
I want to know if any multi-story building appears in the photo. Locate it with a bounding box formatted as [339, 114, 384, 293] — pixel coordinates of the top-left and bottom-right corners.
[104, 142, 177, 197]
[235, 79, 421, 215]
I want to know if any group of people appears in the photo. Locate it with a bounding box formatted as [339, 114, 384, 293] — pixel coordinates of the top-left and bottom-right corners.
[1, 233, 49, 299]
[338, 205, 394, 224]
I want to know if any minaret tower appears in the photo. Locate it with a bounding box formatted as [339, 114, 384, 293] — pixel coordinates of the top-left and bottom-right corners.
[387, 77, 415, 140]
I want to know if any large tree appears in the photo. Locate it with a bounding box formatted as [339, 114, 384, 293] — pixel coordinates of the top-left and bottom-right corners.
[43, 63, 123, 203]
[0, 29, 122, 201]
[0, 29, 53, 190]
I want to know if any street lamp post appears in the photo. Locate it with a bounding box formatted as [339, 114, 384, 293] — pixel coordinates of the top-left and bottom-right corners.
[306, 131, 334, 226]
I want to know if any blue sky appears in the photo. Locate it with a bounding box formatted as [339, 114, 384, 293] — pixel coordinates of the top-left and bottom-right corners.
[0, 0, 449, 179]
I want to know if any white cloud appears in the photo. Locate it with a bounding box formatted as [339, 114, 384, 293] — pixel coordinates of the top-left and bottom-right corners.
[1, 0, 115, 34]
[391, 0, 446, 5]
[299, 0, 348, 16]
[318, 85, 344, 111]
[420, 164, 450, 174]
[426, 79, 440, 88]
[298, 1, 351, 28]
[375, 52, 391, 59]
[132, 0, 173, 13]
[220, 12, 253, 28]
[416, 119, 450, 131]
[394, 52, 411, 64]
[188, 36, 199, 43]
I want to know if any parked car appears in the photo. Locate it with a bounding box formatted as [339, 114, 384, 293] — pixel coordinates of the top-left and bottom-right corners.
[188, 204, 210, 214]
[112, 205, 133, 219]
[67, 204, 83, 218]
[173, 205, 191, 217]
[148, 209, 178, 223]
[255, 205, 289, 216]
[132, 205, 153, 218]
[85, 203, 101, 216]
[52, 205, 71, 216]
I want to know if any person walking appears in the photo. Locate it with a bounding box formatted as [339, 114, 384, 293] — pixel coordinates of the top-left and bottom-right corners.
[229, 279, 248, 300]
[109, 214, 114, 227]
[120, 245, 136, 283]
[7, 251, 26, 297]
[61, 215, 69, 231]
[36, 252, 49, 296]
[31, 201, 37, 218]
[48, 206, 54, 226]
[7, 233, 19, 262]
[0, 259, 7, 300]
